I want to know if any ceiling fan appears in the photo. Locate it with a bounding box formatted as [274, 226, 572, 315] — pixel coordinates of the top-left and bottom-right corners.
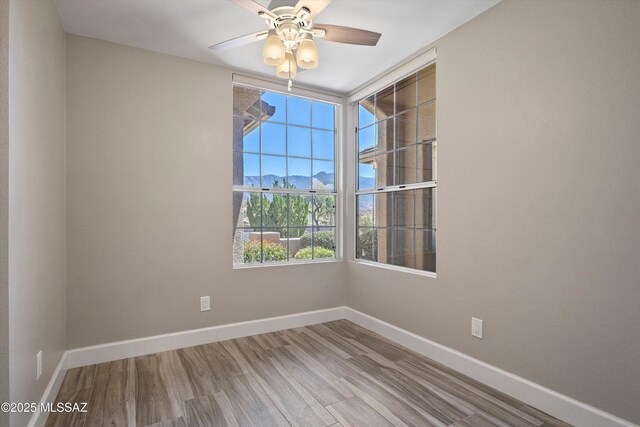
[209, 0, 381, 86]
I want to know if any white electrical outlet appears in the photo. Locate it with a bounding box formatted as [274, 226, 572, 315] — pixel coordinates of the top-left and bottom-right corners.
[36, 351, 42, 380]
[200, 296, 210, 312]
[471, 318, 483, 339]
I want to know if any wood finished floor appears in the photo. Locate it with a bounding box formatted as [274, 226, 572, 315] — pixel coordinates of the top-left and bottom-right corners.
[47, 320, 571, 427]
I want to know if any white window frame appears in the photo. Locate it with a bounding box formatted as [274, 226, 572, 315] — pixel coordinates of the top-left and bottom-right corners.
[232, 74, 344, 269]
[350, 48, 437, 278]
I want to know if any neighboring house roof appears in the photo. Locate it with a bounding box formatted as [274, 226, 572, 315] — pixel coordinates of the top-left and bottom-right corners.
[233, 86, 275, 136]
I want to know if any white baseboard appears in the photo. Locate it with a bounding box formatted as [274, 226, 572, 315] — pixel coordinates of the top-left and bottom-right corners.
[40, 305, 635, 427]
[66, 306, 347, 369]
[27, 352, 67, 427]
[345, 307, 637, 427]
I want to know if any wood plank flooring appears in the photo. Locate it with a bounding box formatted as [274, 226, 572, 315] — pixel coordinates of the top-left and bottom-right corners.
[47, 320, 571, 427]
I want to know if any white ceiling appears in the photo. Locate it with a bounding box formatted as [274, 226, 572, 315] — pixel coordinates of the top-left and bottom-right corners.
[54, 0, 500, 93]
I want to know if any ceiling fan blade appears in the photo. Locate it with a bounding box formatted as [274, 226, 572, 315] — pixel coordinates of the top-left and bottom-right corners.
[230, 0, 277, 20]
[314, 24, 381, 46]
[209, 30, 268, 51]
[292, 0, 331, 20]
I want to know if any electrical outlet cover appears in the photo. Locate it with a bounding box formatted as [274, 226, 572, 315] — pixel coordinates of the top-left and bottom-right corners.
[471, 317, 483, 339]
[200, 296, 210, 312]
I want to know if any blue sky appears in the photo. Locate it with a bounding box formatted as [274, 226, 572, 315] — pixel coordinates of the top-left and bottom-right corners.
[241, 91, 336, 180]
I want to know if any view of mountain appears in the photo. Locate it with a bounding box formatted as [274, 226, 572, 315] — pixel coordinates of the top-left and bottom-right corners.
[242, 173, 375, 191]
[243, 173, 335, 189]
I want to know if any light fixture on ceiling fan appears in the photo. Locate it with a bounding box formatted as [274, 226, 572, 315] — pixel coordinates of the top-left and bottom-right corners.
[209, 0, 382, 89]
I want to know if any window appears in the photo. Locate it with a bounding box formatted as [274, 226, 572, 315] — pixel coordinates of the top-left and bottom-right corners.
[356, 63, 436, 273]
[232, 85, 338, 266]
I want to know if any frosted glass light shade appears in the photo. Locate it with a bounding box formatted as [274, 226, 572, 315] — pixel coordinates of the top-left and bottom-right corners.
[263, 33, 286, 66]
[276, 52, 297, 79]
[296, 38, 318, 69]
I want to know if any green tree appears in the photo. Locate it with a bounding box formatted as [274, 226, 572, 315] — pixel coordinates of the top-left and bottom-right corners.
[247, 180, 310, 238]
[311, 195, 334, 226]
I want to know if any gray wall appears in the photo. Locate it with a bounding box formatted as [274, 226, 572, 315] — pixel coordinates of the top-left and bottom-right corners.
[347, 0, 640, 423]
[0, 1, 9, 426]
[7, 1, 67, 426]
[11, 1, 638, 425]
[65, 35, 347, 349]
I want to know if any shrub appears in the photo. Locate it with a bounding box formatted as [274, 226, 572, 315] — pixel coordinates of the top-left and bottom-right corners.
[294, 246, 335, 260]
[300, 231, 334, 251]
[243, 240, 288, 263]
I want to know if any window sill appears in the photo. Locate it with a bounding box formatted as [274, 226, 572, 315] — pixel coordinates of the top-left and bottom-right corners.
[233, 257, 342, 270]
[349, 259, 437, 278]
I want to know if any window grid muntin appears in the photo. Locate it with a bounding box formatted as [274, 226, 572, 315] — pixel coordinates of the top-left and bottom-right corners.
[355, 62, 436, 273]
[233, 86, 338, 266]
[357, 99, 436, 161]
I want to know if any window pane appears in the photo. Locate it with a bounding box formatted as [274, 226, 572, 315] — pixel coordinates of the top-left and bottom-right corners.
[233, 86, 263, 119]
[376, 85, 394, 120]
[261, 155, 286, 188]
[376, 118, 394, 154]
[312, 129, 334, 160]
[288, 96, 311, 126]
[233, 116, 260, 152]
[232, 85, 338, 267]
[356, 194, 373, 227]
[288, 194, 312, 228]
[262, 193, 288, 231]
[373, 228, 390, 264]
[288, 126, 311, 158]
[357, 227, 378, 262]
[418, 63, 436, 104]
[358, 95, 375, 128]
[313, 227, 336, 258]
[396, 146, 417, 186]
[390, 228, 415, 269]
[261, 91, 286, 123]
[373, 192, 389, 228]
[288, 227, 310, 240]
[417, 101, 436, 143]
[235, 230, 262, 264]
[293, 227, 314, 260]
[395, 108, 417, 149]
[352, 62, 434, 273]
[288, 157, 311, 189]
[358, 124, 376, 155]
[234, 153, 260, 186]
[373, 151, 394, 188]
[312, 160, 334, 190]
[415, 188, 434, 229]
[261, 228, 290, 263]
[358, 160, 375, 190]
[312, 101, 334, 130]
[391, 191, 414, 227]
[416, 230, 436, 272]
[311, 195, 335, 226]
[242, 124, 260, 152]
[395, 73, 417, 113]
[233, 191, 261, 229]
[262, 122, 286, 155]
[416, 141, 435, 182]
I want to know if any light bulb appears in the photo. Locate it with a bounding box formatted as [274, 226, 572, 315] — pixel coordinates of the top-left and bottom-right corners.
[262, 31, 285, 66]
[276, 52, 297, 79]
[296, 37, 318, 69]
